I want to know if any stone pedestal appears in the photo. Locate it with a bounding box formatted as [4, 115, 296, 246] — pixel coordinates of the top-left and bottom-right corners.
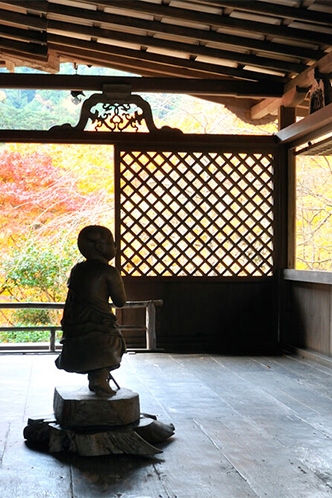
[53, 386, 140, 427]
[23, 386, 175, 456]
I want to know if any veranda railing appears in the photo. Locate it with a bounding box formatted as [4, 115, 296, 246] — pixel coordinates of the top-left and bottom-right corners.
[0, 300, 162, 352]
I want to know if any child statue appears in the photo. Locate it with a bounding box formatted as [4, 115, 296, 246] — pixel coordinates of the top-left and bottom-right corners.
[55, 225, 126, 397]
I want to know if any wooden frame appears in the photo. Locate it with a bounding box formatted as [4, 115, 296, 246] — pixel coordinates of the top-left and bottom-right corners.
[0, 85, 281, 353]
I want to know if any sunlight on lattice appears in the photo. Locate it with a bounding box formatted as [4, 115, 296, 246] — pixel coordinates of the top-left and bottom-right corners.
[119, 150, 274, 276]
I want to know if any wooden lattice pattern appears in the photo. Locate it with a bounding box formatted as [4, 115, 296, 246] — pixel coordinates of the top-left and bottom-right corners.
[119, 150, 274, 276]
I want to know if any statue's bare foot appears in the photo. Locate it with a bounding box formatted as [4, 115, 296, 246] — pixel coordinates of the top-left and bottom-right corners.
[88, 368, 116, 397]
[89, 382, 116, 397]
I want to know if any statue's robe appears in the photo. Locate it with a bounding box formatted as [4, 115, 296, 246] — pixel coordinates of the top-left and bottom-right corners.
[55, 260, 126, 373]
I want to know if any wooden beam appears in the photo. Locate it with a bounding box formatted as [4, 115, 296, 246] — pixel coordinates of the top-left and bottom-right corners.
[276, 102, 332, 147]
[250, 97, 282, 120]
[0, 51, 55, 71]
[0, 74, 283, 97]
[284, 52, 332, 94]
[0, 129, 278, 147]
[249, 51, 332, 119]
[49, 34, 287, 83]
[250, 85, 310, 120]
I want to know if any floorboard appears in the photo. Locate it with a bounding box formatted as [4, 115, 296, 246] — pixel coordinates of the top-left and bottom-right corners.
[1, 352, 332, 497]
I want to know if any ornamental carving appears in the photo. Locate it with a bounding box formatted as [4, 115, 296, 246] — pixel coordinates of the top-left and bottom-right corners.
[51, 84, 182, 134]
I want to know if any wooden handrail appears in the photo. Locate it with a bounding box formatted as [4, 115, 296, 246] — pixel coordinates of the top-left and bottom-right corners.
[0, 300, 162, 351]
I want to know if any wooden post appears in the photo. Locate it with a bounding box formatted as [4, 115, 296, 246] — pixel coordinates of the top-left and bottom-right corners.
[146, 301, 157, 350]
[50, 327, 56, 352]
[278, 106, 296, 131]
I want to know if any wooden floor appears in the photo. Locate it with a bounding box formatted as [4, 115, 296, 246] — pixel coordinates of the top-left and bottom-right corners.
[2, 352, 332, 497]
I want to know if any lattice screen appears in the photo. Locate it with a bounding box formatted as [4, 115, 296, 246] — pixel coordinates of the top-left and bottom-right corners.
[118, 150, 275, 277]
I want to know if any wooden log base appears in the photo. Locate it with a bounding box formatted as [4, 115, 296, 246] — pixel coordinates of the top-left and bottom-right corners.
[23, 413, 175, 456]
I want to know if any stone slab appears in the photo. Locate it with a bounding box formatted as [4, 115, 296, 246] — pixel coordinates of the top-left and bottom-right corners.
[53, 386, 140, 427]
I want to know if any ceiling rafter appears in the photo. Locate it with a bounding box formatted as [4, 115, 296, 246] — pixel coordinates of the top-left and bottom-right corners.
[0, 0, 330, 123]
[80, 0, 332, 30]
[49, 33, 288, 83]
[45, 11, 324, 63]
[0, 1, 48, 14]
[0, 7, 47, 29]
[46, 20, 307, 75]
[215, 1, 332, 26]
[0, 23, 47, 44]
[0, 36, 47, 58]
[96, 1, 332, 46]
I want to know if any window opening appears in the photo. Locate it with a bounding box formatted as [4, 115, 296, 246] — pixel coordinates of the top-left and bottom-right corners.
[295, 138, 332, 271]
[0, 142, 114, 344]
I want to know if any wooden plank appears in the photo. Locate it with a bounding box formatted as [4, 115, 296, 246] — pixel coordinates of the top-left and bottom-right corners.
[0, 7, 47, 29]
[151, 418, 258, 498]
[0, 355, 34, 422]
[0, 355, 73, 497]
[211, 354, 332, 442]
[286, 149, 296, 268]
[173, 354, 332, 496]
[0, 422, 10, 464]
[258, 355, 332, 407]
[122, 353, 258, 497]
[114, 353, 173, 421]
[198, 416, 332, 498]
[287, 282, 331, 356]
[70, 452, 167, 497]
[278, 106, 296, 130]
[0, 421, 72, 498]
[4, 352, 332, 496]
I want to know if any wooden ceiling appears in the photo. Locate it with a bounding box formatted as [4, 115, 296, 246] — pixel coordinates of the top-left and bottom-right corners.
[0, 0, 332, 123]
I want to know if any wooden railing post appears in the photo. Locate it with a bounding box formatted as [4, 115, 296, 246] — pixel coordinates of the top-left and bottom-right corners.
[146, 300, 157, 350]
[49, 327, 56, 352]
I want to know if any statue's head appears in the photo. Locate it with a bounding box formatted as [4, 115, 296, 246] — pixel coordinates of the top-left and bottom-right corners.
[78, 225, 116, 261]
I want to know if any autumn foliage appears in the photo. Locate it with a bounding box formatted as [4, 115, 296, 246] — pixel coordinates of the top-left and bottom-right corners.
[0, 148, 80, 237]
[0, 143, 115, 335]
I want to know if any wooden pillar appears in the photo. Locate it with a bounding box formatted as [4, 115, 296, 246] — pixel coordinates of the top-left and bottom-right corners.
[278, 106, 296, 131]
[286, 150, 296, 268]
[277, 105, 296, 268]
[277, 106, 296, 346]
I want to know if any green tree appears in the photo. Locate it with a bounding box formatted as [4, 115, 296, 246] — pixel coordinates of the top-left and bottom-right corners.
[0, 240, 78, 338]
